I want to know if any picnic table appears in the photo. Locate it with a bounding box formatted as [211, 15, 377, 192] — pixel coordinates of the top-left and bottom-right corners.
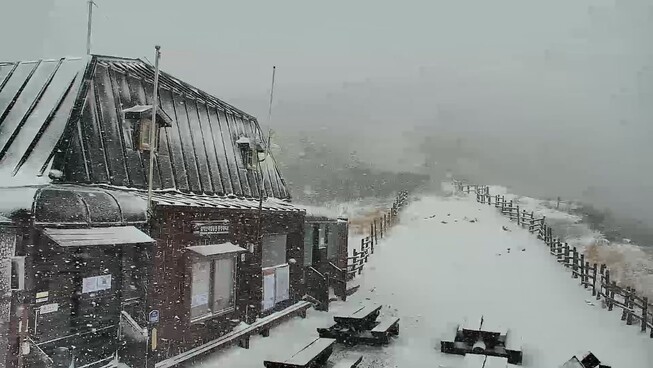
[333, 304, 381, 331]
[441, 315, 522, 365]
[318, 304, 399, 346]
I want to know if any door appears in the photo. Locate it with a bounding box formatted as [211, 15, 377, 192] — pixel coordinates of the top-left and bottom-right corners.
[31, 244, 122, 367]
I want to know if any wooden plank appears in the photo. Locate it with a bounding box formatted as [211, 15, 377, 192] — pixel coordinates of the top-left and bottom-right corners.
[463, 354, 486, 368]
[371, 317, 400, 334]
[351, 304, 381, 318]
[332, 356, 363, 368]
[284, 338, 335, 365]
[462, 315, 483, 332]
[484, 356, 508, 368]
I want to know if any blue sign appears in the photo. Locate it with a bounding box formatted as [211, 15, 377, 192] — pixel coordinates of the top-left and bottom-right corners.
[149, 310, 160, 324]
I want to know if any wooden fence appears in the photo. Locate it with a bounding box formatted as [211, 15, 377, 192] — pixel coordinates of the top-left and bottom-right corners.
[329, 191, 409, 298]
[454, 181, 653, 338]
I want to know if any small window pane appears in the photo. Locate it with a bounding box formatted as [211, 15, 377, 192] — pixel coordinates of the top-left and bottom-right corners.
[303, 225, 313, 266]
[262, 234, 287, 268]
[213, 257, 235, 313]
[190, 260, 211, 320]
[139, 119, 152, 150]
[327, 224, 339, 259]
[318, 225, 327, 249]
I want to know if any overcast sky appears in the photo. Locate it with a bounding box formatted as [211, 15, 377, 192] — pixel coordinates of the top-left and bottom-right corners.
[2, 0, 652, 224]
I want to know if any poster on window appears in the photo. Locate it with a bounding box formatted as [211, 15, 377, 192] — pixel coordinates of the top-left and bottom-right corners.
[274, 264, 290, 303]
[82, 274, 112, 294]
[262, 269, 276, 311]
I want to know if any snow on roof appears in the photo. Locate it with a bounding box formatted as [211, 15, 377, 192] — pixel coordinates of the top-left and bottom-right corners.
[187, 242, 246, 257]
[0, 57, 88, 180]
[42, 226, 154, 247]
[0, 185, 39, 217]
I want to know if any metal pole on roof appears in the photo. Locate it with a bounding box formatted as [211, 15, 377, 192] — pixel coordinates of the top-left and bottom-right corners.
[147, 45, 161, 216]
[86, 1, 95, 55]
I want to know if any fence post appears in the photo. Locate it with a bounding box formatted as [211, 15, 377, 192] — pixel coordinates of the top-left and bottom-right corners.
[572, 247, 578, 278]
[352, 249, 359, 277]
[374, 219, 378, 244]
[564, 243, 570, 265]
[323, 272, 330, 312]
[622, 287, 630, 322]
[592, 262, 597, 296]
[370, 223, 374, 247]
[642, 297, 649, 333]
[379, 217, 384, 239]
[516, 206, 520, 225]
[608, 280, 615, 311]
[626, 288, 634, 325]
[580, 255, 586, 286]
[598, 264, 606, 301]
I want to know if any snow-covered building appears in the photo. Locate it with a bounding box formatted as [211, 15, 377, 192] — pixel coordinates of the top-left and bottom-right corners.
[0, 56, 309, 368]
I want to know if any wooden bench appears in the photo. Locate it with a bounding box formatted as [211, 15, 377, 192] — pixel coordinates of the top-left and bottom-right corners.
[371, 317, 400, 344]
[263, 338, 336, 368]
[332, 356, 363, 368]
[156, 301, 312, 368]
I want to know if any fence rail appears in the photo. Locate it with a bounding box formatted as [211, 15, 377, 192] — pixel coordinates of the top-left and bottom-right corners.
[335, 191, 409, 289]
[454, 180, 653, 338]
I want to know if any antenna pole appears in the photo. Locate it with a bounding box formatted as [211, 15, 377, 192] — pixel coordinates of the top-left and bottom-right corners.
[147, 45, 161, 215]
[253, 66, 277, 293]
[267, 66, 276, 128]
[86, 1, 94, 54]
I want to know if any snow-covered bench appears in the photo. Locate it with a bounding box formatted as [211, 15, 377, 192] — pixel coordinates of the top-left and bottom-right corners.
[441, 315, 523, 365]
[464, 354, 508, 368]
[332, 356, 363, 368]
[371, 317, 400, 344]
[263, 337, 335, 368]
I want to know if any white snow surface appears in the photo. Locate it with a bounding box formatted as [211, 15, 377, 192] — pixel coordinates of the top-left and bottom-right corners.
[194, 194, 653, 368]
[474, 184, 653, 301]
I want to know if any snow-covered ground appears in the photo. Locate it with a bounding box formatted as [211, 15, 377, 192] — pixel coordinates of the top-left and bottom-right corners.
[483, 184, 653, 301]
[194, 193, 653, 368]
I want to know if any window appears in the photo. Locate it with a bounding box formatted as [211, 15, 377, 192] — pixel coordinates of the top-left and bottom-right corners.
[190, 260, 211, 320]
[213, 258, 235, 312]
[190, 256, 236, 321]
[139, 118, 154, 151]
[123, 105, 173, 152]
[318, 224, 327, 249]
[327, 223, 339, 260]
[303, 224, 314, 266]
[262, 234, 287, 268]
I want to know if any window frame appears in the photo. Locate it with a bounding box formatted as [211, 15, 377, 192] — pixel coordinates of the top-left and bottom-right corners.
[189, 254, 238, 323]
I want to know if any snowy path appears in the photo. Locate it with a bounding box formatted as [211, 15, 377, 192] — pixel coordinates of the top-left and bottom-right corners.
[194, 194, 653, 368]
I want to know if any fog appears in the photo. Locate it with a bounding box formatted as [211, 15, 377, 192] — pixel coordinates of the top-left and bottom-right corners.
[2, 0, 652, 233]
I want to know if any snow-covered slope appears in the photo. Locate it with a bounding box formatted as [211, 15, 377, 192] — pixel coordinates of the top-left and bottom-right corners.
[194, 194, 653, 368]
[480, 184, 653, 301]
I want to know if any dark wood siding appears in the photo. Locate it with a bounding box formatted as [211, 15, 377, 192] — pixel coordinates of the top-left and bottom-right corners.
[150, 206, 304, 362]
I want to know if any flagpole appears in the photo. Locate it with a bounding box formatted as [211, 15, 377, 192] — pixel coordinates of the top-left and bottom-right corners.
[86, 1, 95, 54]
[147, 45, 161, 215]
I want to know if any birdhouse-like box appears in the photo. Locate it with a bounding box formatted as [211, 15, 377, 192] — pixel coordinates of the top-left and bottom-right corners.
[123, 105, 174, 151]
[236, 136, 265, 170]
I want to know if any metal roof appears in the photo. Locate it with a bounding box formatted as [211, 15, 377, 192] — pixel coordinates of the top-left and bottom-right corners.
[0, 55, 291, 201]
[132, 190, 304, 212]
[186, 243, 246, 257]
[0, 57, 88, 179]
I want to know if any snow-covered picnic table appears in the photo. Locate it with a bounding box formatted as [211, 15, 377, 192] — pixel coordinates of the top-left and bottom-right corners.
[194, 194, 653, 368]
